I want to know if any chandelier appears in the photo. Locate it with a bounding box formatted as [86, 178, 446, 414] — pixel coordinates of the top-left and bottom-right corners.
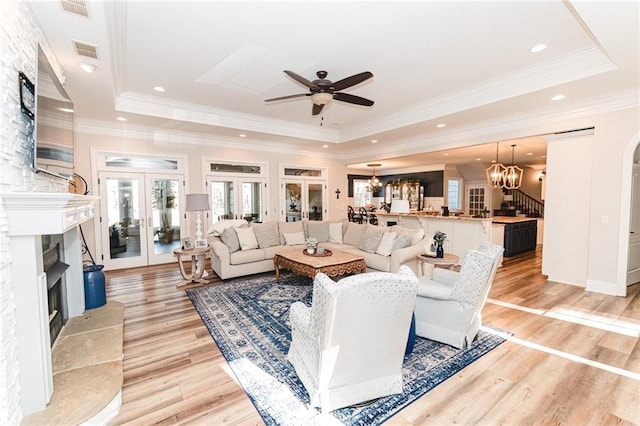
[503, 144, 523, 189]
[366, 163, 383, 192]
[485, 142, 506, 188]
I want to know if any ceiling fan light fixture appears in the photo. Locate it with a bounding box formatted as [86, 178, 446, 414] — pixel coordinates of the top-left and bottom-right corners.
[311, 92, 333, 105]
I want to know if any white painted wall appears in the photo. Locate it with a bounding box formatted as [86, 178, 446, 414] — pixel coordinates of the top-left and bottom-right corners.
[542, 131, 593, 286]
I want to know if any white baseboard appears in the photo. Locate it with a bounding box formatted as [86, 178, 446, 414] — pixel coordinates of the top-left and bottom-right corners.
[585, 279, 625, 296]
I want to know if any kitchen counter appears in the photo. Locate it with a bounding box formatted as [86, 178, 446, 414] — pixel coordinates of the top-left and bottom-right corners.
[491, 216, 538, 224]
[376, 212, 491, 222]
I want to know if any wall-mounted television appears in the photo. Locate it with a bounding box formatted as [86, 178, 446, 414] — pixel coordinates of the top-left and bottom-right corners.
[33, 44, 75, 180]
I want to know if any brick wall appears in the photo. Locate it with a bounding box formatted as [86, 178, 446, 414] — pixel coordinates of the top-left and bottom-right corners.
[0, 0, 68, 423]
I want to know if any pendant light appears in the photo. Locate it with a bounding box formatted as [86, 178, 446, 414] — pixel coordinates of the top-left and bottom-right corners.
[486, 142, 506, 188]
[366, 163, 383, 192]
[503, 144, 523, 189]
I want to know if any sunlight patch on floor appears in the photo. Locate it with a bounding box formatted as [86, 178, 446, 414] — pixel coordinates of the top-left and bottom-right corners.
[487, 298, 640, 337]
[480, 326, 640, 382]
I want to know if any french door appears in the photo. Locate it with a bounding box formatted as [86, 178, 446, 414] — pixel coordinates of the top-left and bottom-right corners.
[282, 180, 326, 222]
[98, 172, 185, 270]
[206, 176, 265, 224]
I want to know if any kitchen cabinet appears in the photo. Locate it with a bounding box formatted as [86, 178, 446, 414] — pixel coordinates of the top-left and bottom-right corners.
[497, 219, 537, 257]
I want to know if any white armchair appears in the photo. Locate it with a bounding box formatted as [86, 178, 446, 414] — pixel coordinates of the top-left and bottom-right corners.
[287, 266, 418, 412]
[414, 243, 504, 349]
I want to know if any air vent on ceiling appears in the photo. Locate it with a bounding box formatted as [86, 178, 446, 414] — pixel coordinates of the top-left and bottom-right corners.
[60, 0, 89, 17]
[72, 40, 98, 59]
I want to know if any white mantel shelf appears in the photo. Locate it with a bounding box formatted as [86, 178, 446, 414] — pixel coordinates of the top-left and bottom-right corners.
[1, 192, 99, 236]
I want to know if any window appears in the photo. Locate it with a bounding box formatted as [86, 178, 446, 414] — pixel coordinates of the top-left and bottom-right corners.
[447, 179, 462, 210]
[353, 180, 372, 207]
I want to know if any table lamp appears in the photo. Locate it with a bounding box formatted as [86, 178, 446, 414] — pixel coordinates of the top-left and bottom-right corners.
[390, 199, 410, 214]
[185, 193, 210, 247]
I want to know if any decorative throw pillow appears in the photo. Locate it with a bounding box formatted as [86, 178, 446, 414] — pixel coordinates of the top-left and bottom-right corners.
[252, 221, 280, 248]
[235, 226, 259, 251]
[409, 227, 425, 245]
[206, 219, 247, 236]
[307, 222, 330, 243]
[392, 233, 411, 251]
[279, 221, 304, 245]
[283, 231, 306, 246]
[329, 222, 343, 244]
[220, 226, 241, 253]
[343, 222, 366, 246]
[375, 231, 397, 257]
[358, 226, 384, 253]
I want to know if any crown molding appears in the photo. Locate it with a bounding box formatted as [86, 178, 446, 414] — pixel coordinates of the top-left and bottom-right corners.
[343, 89, 638, 163]
[340, 46, 617, 142]
[115, 91, 340, 143]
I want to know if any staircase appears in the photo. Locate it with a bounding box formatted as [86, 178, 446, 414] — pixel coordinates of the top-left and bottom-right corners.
[507, 189, 544, 217]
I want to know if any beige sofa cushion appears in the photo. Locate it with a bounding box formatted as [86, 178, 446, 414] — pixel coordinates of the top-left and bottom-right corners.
[230, 249, 265, 265]
[236, 227, 259, 251]
[284, 231, 306, 246]
[253, 221, 280, 248]
[358, 226, 383, 253]
[279, 221, 304, 244]
[307, 222, 330, 242]
[329, 222, 344, 243]
[375, 231, 397, 256]
[343, 222, 366, 246]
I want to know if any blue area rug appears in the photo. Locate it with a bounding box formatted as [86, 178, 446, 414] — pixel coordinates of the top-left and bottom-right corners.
[186, 272, 507, 425]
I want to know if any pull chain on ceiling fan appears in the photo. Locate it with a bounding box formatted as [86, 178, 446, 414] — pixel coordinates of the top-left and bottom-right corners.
[265, 70, 374, 116]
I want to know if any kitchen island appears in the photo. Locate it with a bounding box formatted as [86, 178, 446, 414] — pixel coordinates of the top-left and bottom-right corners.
[492, 216, 538, 257]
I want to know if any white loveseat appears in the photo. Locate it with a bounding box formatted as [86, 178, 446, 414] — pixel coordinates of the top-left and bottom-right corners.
[207, 219, 427, 280]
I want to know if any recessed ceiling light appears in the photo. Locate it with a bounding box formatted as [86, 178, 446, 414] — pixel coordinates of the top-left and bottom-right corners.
[153, 86, 166, 92]
[239, 134, 247, 138]
[58, 107, 74, 113]
[371, 139, 378, 143]
[444, 153, 449, 156]
[80, 63, 97, 73]
[436, 123, 446, 128]
[322, 144, 329, 148]
[551, 94, 565, 101]
[116, 117, 127, 121]
[530, 44, 547, 53]
[527, 152, 533, 156]
[475, 158, 481, 161]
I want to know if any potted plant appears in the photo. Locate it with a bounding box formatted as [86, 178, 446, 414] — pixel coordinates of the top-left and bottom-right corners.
[433, 231, 447, 258]
[305, 237, 318, 254]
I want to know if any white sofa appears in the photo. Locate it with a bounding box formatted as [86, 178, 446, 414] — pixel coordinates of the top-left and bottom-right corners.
[207, 220, 427, 280]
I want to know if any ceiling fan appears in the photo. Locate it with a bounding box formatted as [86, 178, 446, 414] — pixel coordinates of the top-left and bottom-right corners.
[265, 70, 374, 116]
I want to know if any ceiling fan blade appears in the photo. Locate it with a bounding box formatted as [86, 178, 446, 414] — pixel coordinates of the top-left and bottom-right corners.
[331, 71, 373, 91]
[333, 92, 374, 107]
[265, 93, 309, 102]
[312, 103, 324, 116]
[284, 70, 317, 89]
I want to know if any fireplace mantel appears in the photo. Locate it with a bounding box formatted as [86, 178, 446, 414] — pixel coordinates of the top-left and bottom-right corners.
[2, 192, 99, 236]
[2, 191, 100, 415]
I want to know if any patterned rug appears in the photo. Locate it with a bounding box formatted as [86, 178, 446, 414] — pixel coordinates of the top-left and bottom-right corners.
[186, 272, 508, 425]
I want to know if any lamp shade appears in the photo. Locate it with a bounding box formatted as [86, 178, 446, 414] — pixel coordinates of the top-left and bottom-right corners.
[185, 193, 210, 211]
[390, 199, 410, 213]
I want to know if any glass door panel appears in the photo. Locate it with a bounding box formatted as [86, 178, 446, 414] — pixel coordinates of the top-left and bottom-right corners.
[240, 181, 262, 223]
[285, 182, 302, 222]
[307, 183, 324, 221]
[210, 180, 235, 223]
[100, 173, 147, 269]
[148, 176, 183, 264]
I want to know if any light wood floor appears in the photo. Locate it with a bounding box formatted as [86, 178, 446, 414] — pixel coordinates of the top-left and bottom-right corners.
[107, 247, 640, 425]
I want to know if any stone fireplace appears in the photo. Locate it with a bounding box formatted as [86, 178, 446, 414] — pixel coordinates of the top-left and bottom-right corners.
[1, 192, 98, 415]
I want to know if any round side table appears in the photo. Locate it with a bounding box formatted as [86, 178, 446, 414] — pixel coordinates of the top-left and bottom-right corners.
[173, 246, 210, 286]
[416, 253, 460, 278]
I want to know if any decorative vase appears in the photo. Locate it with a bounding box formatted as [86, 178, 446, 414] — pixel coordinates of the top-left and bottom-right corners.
[436, 243, 444, 258]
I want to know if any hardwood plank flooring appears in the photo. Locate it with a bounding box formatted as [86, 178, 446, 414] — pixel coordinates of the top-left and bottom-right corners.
[107, 247, 640, 425]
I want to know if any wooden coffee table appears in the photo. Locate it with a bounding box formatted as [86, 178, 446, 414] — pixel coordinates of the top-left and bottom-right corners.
[274, 248, 366, 282]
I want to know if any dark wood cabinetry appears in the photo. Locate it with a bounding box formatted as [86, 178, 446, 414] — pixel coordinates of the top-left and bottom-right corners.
[498, 219, 537, 257]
